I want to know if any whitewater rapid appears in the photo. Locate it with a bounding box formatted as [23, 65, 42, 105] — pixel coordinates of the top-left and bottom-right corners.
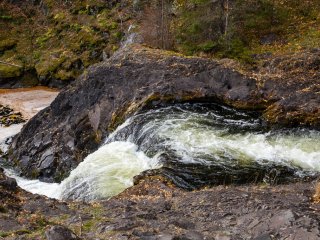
[3, 103, 320, 201]
[4, 141, 159, 201]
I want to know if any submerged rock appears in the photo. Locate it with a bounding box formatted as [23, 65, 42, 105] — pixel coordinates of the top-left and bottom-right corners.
[7, 45, 320, 182]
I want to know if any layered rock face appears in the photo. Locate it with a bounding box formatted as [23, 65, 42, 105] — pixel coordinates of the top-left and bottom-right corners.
[8, 45, 320, 182]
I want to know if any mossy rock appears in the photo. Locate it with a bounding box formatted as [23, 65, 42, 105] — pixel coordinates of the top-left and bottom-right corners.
[35, 52, 66, 77]
[0, 39, 16, 52]
[54, 69, 75, 80]
[0, 64, 22, 78]
[20, 70, 39, 87]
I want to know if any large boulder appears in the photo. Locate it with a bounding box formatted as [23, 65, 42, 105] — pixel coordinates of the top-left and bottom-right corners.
[8, 45, 320, 182]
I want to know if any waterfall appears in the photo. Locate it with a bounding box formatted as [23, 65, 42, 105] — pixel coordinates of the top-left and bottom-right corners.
[4, 103, 320, 201]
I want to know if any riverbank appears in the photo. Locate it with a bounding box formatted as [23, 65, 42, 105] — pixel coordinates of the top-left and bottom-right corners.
[0, 87, 59, 119]
[0, 87, 59, 153]
[1, 168, 320, 239]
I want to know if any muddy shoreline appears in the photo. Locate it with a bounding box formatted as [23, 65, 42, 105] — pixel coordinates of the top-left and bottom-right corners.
[0, 87, 59, 119]
[0, 87, 59, 154]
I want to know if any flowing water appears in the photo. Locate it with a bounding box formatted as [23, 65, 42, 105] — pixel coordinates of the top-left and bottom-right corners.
[3, 103, 320, 201]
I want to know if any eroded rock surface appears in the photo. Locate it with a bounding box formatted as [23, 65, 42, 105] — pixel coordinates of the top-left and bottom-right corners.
[1, 168, 319, 239]
[7, 45, 320, 182]
[0, 167, 78, 239]
[98, 177, 320, 240]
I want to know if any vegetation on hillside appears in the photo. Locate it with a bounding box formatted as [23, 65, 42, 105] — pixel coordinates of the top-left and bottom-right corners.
[0, 0, 134, 86]
[141, 0, 320, 64]
[0, 0, 319, 86]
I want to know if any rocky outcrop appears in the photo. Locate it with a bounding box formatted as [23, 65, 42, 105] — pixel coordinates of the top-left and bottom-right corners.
[0, 167, 78, 239]
[97, 177, 320, 240]
[7, 45, 320, 182]
[1, 167, 320, 239]
[256, 49, 320, 127]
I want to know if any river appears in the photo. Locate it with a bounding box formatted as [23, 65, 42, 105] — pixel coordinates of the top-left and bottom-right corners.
[3, 100, 320, 202]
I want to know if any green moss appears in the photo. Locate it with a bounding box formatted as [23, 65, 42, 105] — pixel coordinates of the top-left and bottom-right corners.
[54, 69, 74, 80]
[69, 23, 82, 32]
[0, 39, 17, 52]
[0, 231, 10, 238]
[0, 0, 128, 85]
[0, 15, 13, 20]
[35, 51, 66, 77]
[0, 64, 22, 78]
[53, 12, 66, 22]
[110, 31, 123, 43]
[36, 28, 55, 48]
[82, 220, 95, 231]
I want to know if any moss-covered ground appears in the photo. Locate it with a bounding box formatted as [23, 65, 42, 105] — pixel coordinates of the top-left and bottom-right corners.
[0, 0, 134, 85]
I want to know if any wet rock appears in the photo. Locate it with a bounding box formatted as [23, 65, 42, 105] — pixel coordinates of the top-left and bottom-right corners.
[0, 175, 17, 191]
[0, 167, 17, 191]
[45, 225, 80, 240]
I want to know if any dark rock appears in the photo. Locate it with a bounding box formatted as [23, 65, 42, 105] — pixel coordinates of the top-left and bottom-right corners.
[170, 219, 195, 230]
[0, 168, 17, 191]
[0, 176, 17, 191]
[0, 217, 23, 232]
[7, 45, 320, 182]
[45, 225, 80, 240]
[8, 45, 261, 181]
[0, 165, 320, 239]
[253, 233, 272, 240]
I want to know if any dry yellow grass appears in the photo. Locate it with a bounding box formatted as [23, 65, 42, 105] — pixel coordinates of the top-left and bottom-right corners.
[313, 182, 320, 203]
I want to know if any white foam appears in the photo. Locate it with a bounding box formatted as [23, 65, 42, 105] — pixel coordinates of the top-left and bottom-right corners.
[4, 168, 60, 199]
[6, 141, 160, 201]
[0, 124, 24, 153]
[58, 141, 160, 201]
[156, 119, 320, 171]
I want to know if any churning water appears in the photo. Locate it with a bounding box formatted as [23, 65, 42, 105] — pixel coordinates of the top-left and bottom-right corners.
[4, 103, 320, 201]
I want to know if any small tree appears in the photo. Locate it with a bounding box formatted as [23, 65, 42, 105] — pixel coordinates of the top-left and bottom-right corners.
[140, 0, 174, 50]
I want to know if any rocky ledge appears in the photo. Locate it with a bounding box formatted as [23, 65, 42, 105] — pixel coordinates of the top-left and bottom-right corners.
[1, 168, 320, 239]
[7, 45, 320, 182]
